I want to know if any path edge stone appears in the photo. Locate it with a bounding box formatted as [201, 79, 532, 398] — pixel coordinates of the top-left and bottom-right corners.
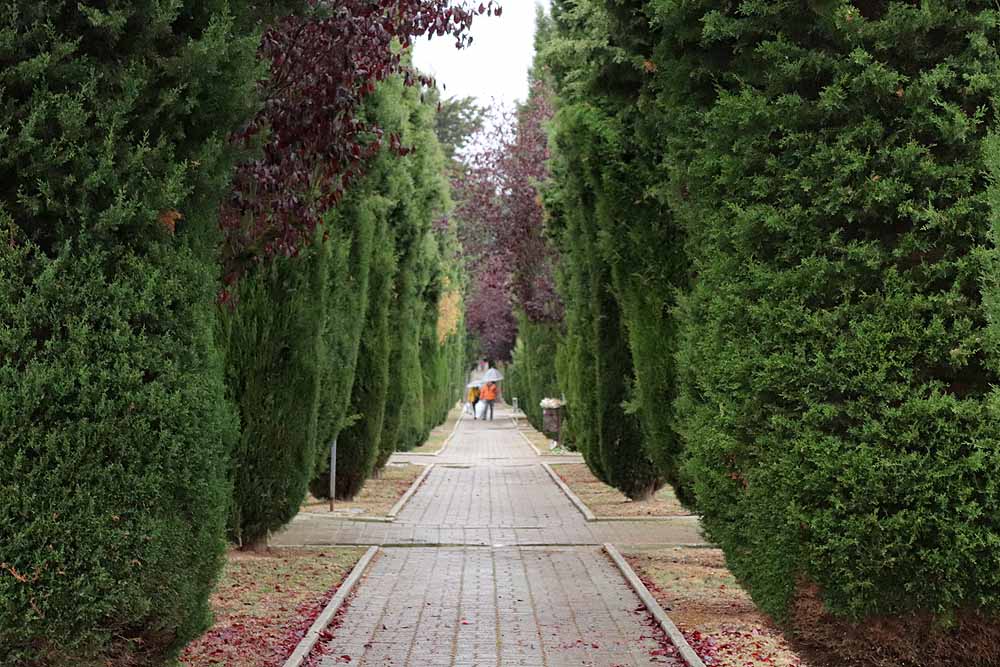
[542, 462, 597, 521]
[407, 407, 465, 457]
[594, 514, 702, 523]
[604, 543, 707, 667]
[282, 545, 380, 667]
[386, 463, 435, 519]
[541, 460, 701, 524]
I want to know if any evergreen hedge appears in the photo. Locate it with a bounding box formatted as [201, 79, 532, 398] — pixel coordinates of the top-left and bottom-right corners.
[532, 0, 689, 507]
[220, 248, 326, 547]
[309, 186, 377, 500]
[314, 71, 456, 491]
[550, 167, 601, 477]
[334, 213, 395, 499]
[546, 1, 1000, 657]
[548, 105, 662, 499]
[660, 1, 1000, 661]
[380, 82, 451, 463]
[508, 313, 561, 433]
[0, 1, 261, 662]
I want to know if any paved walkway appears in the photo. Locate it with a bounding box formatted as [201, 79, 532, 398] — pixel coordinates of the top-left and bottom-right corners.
[280, 406, 702, 666]
[276, 413, 704, 548]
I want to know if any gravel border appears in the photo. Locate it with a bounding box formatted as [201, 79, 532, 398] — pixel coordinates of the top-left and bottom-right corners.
[546, 463, 702, 524]
[406, 409, 465, 457]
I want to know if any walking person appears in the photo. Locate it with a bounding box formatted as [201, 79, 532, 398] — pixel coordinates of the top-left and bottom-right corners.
[480, 380, 498, 421]
[468, 384, 481, 419]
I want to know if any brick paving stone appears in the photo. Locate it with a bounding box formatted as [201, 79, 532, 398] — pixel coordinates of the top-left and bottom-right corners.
[316, 547, 684, 667]
[274, 410, 706, 548]
[302, 405, 699, 666]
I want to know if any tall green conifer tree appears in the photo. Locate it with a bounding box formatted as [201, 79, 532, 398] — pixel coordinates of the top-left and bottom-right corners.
[220, 247, 326, 548]
[334, 214, 394, 498]
[545, 11, 665, 498]
[0, 2, 262, 662]
[663, 1, 1000, 660]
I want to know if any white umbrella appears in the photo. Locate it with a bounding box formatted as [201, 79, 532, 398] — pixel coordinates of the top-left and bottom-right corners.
[482, 368, 504, 383]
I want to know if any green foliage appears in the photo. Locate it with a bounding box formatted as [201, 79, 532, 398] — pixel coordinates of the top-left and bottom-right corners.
[508, 313, 561, 432]
[309, 186, 378, 500]
[334, 214, 394, 499]
[418, 230, 467, 433]
[0, 234, 237, 666]
[547, 2, 1000, 654]
[220, 248, 326, 547]
[307, 68, 458, 495]
[546, 98, 664, 500]
[550, 171, 601, 477]
[0, 2, 261, 663]
[380, 79, 454, 464]
[543, 1, 672, 501]
[432, 94, 487, 161]
[660, 0, 1000, 643]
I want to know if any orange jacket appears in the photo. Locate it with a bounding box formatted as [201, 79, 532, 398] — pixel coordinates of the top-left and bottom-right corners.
[480, 382, 498, 401]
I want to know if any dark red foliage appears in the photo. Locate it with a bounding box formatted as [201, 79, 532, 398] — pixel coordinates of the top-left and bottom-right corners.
[221, 0, 499, 286]
[465, 258, 518, 362]
[456, 80, 561, 359]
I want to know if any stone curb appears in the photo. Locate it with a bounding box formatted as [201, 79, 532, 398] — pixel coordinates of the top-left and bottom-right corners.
[541, 462, 597, 521]
[604, 543, 707, 667]
[543, 462, 702, 526]
[345, 516, 394, 523]
[407, 409, 465, 457]
[277, 539, 714, 549]
[512, 419, 577, 458]
[282, 545, 380, 667]
[386, 463, 435, 519]
[592, 515, 702, 523]
[516, 427, 552, 456]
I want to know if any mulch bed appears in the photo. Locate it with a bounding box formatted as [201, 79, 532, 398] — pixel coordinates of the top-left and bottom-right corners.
[624, 548, 807, 667]
[179, 548, 364, 667]
[300, 463, 424, 518]
[552, 463, 692, 518]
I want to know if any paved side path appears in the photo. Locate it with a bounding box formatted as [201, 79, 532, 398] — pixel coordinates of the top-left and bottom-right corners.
[285, 407, 701, 666]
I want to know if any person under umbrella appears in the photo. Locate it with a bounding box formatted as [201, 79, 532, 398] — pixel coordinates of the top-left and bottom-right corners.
[479, 368, 503, 421]
[466, 382, 481, 418]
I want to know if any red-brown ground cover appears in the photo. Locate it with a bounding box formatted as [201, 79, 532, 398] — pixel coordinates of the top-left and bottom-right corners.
[625, 548, 807, 667]
[179, 548, 363, 667]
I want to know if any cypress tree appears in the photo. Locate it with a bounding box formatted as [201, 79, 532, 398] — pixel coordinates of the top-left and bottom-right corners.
[309, 188, 377, 500]
[380, 81, 450, 463]
[513, 313, 562, 433]
[334, 214, 395, 499]
[548, 102, 663, 499]
[420, 236, 448, 433]
[549, 167, 602, 476]
[542, 1, 667, 499]
[0, 2, 261, 662]
[665, 1, 1000, 661]
[220, 245, 326, 548]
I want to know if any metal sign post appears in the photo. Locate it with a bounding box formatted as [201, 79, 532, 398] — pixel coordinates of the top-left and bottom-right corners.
[329, 437, 337, 512]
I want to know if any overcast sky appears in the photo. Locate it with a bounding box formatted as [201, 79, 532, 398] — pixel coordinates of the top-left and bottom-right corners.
[413, 1, 550, 109]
